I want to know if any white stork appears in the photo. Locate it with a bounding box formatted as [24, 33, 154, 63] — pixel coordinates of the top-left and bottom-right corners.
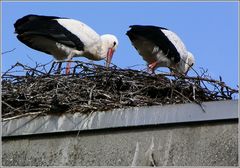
[14, 14, 118, 74]
[126, 25, 195, 75]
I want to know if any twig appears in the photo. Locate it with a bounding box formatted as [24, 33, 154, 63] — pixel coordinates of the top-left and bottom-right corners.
[88, 84, 96, 105]
[2, 48, 16, 55]
[2, 101, 22, 112]
[2, 111, 45, 122]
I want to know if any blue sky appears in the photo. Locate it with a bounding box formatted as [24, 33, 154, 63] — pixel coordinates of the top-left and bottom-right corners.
[2, 2, 239, 88]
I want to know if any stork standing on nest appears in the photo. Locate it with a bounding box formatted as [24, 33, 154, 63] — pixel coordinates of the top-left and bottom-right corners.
[14, 14, 118, 74]
[126, 25, 195, 75]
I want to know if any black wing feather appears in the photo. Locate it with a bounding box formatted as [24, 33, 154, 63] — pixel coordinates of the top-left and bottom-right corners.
[14, 14, 84, 51]
[126, 25, 180, 63]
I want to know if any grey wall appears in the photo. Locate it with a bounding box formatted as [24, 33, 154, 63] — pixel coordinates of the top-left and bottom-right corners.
[2, 100, 238, 166]
[2, 121, 238, 166]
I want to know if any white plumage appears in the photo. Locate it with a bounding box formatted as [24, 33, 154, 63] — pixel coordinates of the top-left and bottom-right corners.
[14, 14, 118, 73]
[126, 25, 195, 75]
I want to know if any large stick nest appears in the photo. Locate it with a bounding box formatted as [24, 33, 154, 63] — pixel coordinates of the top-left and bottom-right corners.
[2, 61, 238, 120]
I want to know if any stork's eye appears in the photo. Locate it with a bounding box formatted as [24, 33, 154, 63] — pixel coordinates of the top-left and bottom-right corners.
[113, 41, 116, 46]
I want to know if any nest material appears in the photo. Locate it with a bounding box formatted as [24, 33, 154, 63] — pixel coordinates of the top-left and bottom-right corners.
[2, 61, 238, 120]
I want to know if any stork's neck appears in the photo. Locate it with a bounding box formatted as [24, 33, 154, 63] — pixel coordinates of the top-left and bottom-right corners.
[98, 41, 109, 60]
[176, 54, 189, 74]
[97, 35, 112, 59]
[83, 38, 107, 61]
[90, 34, 117, 60]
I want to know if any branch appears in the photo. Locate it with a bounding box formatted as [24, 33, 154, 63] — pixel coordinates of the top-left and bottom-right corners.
[2, 48, 16, 55]
[2, 111, 45, 122]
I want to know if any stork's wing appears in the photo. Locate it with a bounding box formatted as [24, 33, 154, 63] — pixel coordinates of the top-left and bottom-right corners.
[160, 29, 188, 58]
[126, 25, 181, 63]
[56, 18, 100, 48]
[14, 14, 96, 51]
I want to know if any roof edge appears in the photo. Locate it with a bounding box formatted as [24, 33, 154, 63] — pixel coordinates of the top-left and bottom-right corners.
[2, 100, 238, 137]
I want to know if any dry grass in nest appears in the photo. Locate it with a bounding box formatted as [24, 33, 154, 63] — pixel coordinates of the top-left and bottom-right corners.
[2, 61, 238, 120]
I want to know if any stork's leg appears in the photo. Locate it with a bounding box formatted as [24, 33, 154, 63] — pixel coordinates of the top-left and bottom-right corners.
[148, 61, 158, 74]
[65, 52, 75, 75]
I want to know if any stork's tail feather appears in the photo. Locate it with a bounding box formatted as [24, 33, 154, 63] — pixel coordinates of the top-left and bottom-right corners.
[14, 14, 61, 34]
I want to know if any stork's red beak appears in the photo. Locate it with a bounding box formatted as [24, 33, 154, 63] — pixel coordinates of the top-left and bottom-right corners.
[106, 48, 114, 68]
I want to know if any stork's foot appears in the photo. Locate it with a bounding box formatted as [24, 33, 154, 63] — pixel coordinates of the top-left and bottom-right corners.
[148, 61, 158, 74]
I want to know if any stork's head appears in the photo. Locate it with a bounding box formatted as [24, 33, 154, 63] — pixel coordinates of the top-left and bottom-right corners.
[100, 34, 118, 68]
[183, 51, 195, 75]
[174, 51, 195, 75]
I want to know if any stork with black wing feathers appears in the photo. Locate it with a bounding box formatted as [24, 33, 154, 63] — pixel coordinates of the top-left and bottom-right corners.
[126, 25, 195, 75]
[14, 14, 118, 74]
